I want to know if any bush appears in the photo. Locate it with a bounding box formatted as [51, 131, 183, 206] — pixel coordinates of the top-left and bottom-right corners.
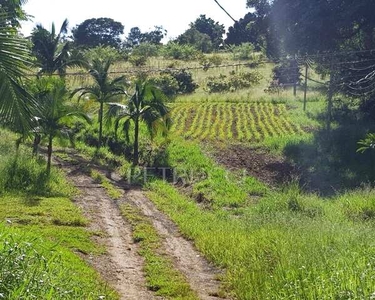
[168, 69, 199, 94]
[129, 54, 148, 66]
[131, 42, 160, 58]
[227, 43, 256, 60]
[199, 54, 224, 71]
[161, 42, 200, 61]
[149, 73, 180, 98]
[206, 71, 262, 93]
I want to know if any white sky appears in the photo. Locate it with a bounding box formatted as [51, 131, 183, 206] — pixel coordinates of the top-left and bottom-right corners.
[20, 0, 250, 41]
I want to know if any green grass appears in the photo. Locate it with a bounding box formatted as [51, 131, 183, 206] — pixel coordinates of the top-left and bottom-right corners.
[147, 180, 375, 300]
[0, 225, 115, 299]
[120, 203, 198, 299]
[0, 129, 117, 299]
[166, 137, 268, 208]
[90, 170, 122, 200]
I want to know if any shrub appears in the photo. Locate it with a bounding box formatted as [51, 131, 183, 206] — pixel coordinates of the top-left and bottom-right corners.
[199, 54, 224, 71]
[168, 69, 199, 94]
[227, 43, 256, 60]
[129, 54, 148, 66]
[206, 71, 262, 93]
[131, 42, 160, 58]
[149, 73, 179, 98]
[161, 42, 200, 60]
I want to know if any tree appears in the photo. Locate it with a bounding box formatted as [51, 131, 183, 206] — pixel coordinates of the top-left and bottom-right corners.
[31, 19, 79, 76]
[107, 80, 170, 166]
[72, 18, 124, 49]
[225, 12, 269, 51]
[0, 8, 35, 133]
[125, 26, 166, 48]
[177, 28, 213, 53]
[264, 0, 375, 117]
[0, 0, 28, 27]
[191, 15, 225, 49]
[30, 77, 90, 174]
[72, 48, 128, 147]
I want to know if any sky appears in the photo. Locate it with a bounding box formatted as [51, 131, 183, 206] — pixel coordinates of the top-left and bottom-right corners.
[20, 0, 250, 40]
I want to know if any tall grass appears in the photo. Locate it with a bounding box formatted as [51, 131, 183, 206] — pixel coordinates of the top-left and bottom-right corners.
[147, 180, 375, 299]
[0, 226, 116, 299]
[145, 138, 375, 299]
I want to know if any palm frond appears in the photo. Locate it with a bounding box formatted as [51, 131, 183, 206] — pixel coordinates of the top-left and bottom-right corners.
[0, 19, 35, 132]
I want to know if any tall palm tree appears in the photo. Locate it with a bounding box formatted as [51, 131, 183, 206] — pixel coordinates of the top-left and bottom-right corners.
[0, 13, 36, 133]
[72, 55, 127, 147]
[31, 77, 90, 174]
[31, 19, 78, 76]
[107, 80, 171, 166]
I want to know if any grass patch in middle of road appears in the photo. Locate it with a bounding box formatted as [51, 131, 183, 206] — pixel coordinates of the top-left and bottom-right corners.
[120, 203, 198, 300]
[91, 170, 123, 200]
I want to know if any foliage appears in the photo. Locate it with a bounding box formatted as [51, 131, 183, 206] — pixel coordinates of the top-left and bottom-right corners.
[84, 45, 121, 62]
[270, 59, 301, 91]
[227, 43, 256, 60]
[190, 14, 225, 50]
[0, 13, 35, 133]
[168, 69, 198, 94]
[125, 26, 167, 48]
[128, 54, 148, 67]
[29, 77, 90, 173]
[161, 42, 200, 60]
[171, 102, 302, 143]
[72, 17, 124, 49]
[131, 42, 160, 58]
[0, 0, 28, 27]
[72, 50, 128, 147]
[31, 19, 78, 76]
[357, 133, 375, 153]
[149, 73, 179, 98]
[205, 71, 263, 93]
[176, 28, 213, 53]
[106, 79, 171, 165]
[225, 13, 263, 47]
[199, 54, 224, 70]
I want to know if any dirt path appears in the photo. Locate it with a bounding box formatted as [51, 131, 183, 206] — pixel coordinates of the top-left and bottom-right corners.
[123, 190, 225, 300]
[55, 151, 226, 300]
[56, 157, 155, 300]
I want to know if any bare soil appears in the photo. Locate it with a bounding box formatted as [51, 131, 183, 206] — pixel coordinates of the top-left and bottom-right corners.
[55, 155, 155, 300]
[122, 190, 225, 300]
[55, 151, 225, 300]
[212, 145, 299, 186]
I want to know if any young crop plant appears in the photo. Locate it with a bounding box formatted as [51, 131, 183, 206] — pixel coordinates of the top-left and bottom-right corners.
[227, 104, 234, 140]
[200, 104, 214, 140]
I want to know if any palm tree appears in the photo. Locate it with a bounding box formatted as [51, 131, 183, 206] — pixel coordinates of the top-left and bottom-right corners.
[107, 80, 171, 166]
[31, 19, 78, 76]
[72, 54, 127, 147]
[0, 13, 36, 133]
[31, 77, 90, 174]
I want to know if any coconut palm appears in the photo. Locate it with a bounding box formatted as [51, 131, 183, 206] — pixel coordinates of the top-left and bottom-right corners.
[31, 19, 79, 76]
[31, 77, 90, 174]
[72, 54, 127, 147]
[107, 79, 171, 166]
[0, 12, 36, 132]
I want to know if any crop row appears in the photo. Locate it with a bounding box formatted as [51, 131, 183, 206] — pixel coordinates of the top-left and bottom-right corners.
[171, 102, 303, 143]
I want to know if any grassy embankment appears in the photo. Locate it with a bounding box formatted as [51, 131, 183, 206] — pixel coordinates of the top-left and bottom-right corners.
[0, 130, 117, 299]
[146, 136, 375, 299]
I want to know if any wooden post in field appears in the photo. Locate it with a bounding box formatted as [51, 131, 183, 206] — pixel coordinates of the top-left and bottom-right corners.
[303, 63, 308, 111]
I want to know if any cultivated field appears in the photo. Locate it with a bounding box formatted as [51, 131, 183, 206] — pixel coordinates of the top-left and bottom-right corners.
[171, 102, 303, 143]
